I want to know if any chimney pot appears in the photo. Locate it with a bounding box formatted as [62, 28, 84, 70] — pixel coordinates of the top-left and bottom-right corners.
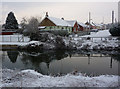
[61, 18, 64, 20]
[46, 12, 48, 17]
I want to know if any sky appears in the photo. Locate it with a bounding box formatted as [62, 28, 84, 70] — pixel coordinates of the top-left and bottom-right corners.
[0, 0, 119, 24]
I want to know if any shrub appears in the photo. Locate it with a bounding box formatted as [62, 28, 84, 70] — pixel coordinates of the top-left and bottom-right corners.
[42, 30, 70, 37]
[109, 23, 120, 36]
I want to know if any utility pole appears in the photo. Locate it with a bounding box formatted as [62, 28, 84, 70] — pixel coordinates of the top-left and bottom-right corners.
[112, 11, 114, 24]
[89, 12, 91, 25]
[115, 18, 117, 23]
[88, 12, 91, 32]
[102, 17, 104, 24]
[118, 1, 120, 23]
[102, 17, 105, 30]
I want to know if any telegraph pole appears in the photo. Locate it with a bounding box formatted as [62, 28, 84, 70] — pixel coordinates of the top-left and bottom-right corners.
[112, 11, 114, 24]
[88, 12, 91, 32]
[118, 1, 120, 23]
[89, 12, 91, 25]
[115, 18, 117, 23]
[102, 17, 104, 24]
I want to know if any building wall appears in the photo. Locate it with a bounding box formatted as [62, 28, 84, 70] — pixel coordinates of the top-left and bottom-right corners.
[72, 22, 79, 32]
[40, 26, 72, 33]
[90, 25, 96, 29]
[78, 25, 84, 31]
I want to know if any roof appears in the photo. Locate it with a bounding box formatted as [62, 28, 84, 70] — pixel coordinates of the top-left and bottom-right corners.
[78, 22, 88, 27]
[38, 26, 46, 29]
[93, 23, 103, 27]
[91, 22, 96, 26]
[85, 21, 96, 26]
[47, 17, 71, 26]
[66, 20, 77, 27]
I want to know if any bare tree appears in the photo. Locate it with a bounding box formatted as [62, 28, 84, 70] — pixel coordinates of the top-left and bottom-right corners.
[20, 17, 27, 30]
[22, 16, 41, 36]
[26, 17, 39, 34]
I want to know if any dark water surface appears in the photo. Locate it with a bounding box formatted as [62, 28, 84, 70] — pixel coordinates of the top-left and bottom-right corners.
[2, 50, 120, 76]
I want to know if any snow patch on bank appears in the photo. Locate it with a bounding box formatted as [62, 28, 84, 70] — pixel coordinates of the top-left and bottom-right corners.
[2, 69, 119, 87]
[82, 30, 111, 37]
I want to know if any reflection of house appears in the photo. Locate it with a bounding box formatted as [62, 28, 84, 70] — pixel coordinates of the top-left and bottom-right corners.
[39, 13, 72, 33]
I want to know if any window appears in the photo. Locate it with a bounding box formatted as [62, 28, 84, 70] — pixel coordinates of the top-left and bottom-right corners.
[50, 27, 52, 29]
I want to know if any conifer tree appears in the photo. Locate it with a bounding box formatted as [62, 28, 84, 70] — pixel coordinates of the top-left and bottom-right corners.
[5, 12, 18, 29]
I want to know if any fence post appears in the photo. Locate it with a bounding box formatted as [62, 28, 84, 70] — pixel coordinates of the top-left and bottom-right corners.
[18, 34, 19, 42]
[10, 35, 11, 42]
[2, 35, 4, 42]
[22, 35, 24, 42]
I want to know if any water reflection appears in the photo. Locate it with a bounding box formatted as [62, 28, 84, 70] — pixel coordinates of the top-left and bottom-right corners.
[20, 50, 68, 74]
[111, 54, 120, 62]
[110, 58, 113, 68]
[7, 51, 19, 63]
[2, 50, 120, 75]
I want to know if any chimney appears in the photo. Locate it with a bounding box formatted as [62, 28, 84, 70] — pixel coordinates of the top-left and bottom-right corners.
[61, 18, 64, 20]
[46, 12, 48, 17]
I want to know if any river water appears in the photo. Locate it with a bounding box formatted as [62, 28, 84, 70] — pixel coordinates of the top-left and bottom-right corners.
[1, 50, 120, 76]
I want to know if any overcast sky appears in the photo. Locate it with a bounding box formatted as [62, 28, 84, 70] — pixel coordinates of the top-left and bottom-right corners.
[0, 1, 119, 24]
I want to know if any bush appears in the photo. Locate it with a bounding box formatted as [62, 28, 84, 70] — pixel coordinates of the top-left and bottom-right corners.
[30, 33, 40, 41]
[109, 23, 120, 36]
[42, 30, 70, 37]
[16, 29, 24, 34]
[55, 36, 66, 49]
[23, 29, 30, 36]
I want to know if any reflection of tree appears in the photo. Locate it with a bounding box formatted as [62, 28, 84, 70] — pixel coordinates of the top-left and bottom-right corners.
[87, 54, 90, 65]
[111, 54, 120, 62]
[110, 57, 113, 68]
[19, 50, 120, 75]
[20, 50, 68, 74]
[7, 51, 19, 63]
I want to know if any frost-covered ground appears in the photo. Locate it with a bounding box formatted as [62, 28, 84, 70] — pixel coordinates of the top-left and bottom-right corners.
[1, 69, 120, 87]
[17, 30, 120, 50]
[65, 30, 119, 50]
[0, 30, 119, 50]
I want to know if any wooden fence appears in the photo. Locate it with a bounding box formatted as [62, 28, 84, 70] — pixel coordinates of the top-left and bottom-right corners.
[66, 36, 120, 44]
[1, 34, 30, 42]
